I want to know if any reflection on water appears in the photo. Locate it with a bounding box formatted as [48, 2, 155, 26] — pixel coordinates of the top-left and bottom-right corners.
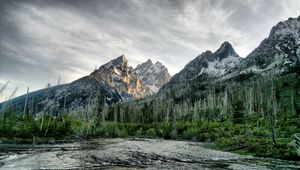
[0, 138, 299, 169]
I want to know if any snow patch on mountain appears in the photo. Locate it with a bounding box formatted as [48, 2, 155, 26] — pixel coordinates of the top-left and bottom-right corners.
[238, 16, 300, 76]
[203, 54, 241, 77]
[167, 41, 242, 84]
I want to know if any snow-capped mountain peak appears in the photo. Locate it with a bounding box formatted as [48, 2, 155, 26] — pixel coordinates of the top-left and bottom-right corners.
[169, 41, 241, 83]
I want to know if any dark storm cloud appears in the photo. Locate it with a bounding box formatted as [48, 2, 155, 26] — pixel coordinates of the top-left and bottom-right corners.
[0, 0, 300, 100]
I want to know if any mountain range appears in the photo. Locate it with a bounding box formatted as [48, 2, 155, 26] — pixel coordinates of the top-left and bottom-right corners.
[1, 15, 300, 116]
[160, 15, 300, 94]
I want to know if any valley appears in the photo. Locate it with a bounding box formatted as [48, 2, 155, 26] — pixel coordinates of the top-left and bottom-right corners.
[0, 10, 300, 169]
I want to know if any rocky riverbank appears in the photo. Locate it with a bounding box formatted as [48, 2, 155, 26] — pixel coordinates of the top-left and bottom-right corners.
[0, 138, 299, 169]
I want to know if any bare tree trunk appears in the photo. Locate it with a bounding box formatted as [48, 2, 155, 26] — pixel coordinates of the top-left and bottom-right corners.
[0, 81, 9, 96]
[113, 104, 117, 123]
[63, 94, 67, 111]
[2, 87, 18, 113]
[271, 79, 277, 144]
[243, 88, 247, 136]
[172, 107, 176, 128]
[23, 86, 29, 118]
[193, 102, 197, 122]
[223, 88, 228, 117]
[291, 89, 296, 116]
[57, 75, 61, 85]
[40, 115, 44, 132]
[249, 87, 253, 115]
[44, 116, 52, 136]
[30, 96, 34, 115]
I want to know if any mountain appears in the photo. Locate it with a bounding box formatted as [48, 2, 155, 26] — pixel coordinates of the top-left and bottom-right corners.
[0, 55, 170, 115]
[163, 15, 300, 90]
[157, 15, 300, 101]
[238, 16, 300, 75]
[169, 42, 241, 83]
[154, 15, 300, 113]
[90, 55, 171, 97]
[0, 76, 122, 116]
[159, 41, 242, 94]
[134, 59, 171, 94]
[90, 55, 147, 99]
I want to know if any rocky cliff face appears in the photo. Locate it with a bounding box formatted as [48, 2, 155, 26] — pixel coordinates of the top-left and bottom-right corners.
[239, 16, 300, 75]
[90, 55, 147, 99]
[134, 59, 171, 94]
[90, 55, 171, 98]
[168, 41, 241, 84]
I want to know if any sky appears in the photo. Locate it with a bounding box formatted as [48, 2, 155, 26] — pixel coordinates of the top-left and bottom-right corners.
[0, 0, 300, 101]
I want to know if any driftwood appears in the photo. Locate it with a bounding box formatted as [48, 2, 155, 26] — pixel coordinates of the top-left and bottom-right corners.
[65, 135, 85, 142]
[0, 144, 81, 152]
[290, 133, 300, 157]
[224, 141, 271, 152]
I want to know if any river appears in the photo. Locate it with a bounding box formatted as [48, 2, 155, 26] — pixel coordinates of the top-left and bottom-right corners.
[0, 138, 299, 169]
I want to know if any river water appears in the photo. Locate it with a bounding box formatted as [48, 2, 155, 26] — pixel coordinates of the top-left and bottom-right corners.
[0, 138, 299, 169]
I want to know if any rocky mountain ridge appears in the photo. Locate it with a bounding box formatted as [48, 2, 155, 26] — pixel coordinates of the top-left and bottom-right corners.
[0, 55, 171, 115]
[90, 55, 171, 98]
[233, 16, 300, 76]
[134, 59, 171, 94]
[161, 15, 300, 93]
[161, 41, 242, 92]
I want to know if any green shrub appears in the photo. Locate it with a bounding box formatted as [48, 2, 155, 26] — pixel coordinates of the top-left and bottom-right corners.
[170, 129, 178, 139]
[252, 127, 269, 137]
[182, 127, 198, 140]
[146, 128, 156, 137]
[135, 128, 143, 137]
[115, 127, 128, 137]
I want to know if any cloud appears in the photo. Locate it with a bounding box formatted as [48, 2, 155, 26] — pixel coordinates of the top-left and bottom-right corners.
[0, 0, 300, 100]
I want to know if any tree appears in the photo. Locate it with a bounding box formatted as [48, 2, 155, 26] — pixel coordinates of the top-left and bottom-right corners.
[232, 98, 244, 124]
[268, 78, 277, 144]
